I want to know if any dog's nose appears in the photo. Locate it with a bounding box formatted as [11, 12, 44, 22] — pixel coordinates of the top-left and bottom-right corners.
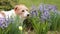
[27, 14, 29, 16]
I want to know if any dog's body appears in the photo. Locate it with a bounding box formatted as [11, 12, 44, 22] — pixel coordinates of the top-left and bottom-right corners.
[0, 10, 16, 18]
[0, 4, 29, 29]
[0, 4, 29, 20]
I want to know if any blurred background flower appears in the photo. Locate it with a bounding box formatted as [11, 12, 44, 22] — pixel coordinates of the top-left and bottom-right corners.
[38, 3, 58, 21]
[30, 5, 38, 17]
[0, 18, 14, 29]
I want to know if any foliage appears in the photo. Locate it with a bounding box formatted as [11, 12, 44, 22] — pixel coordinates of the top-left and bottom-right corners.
[0, 16, 23, 34]
[0, 0, 19, 11]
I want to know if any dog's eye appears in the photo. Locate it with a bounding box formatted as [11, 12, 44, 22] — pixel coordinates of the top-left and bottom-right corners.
[22, 10, 24, 12]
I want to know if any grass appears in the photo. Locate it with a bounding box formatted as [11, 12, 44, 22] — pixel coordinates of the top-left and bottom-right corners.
[0, 16, 22, 34]
[18, 0, 60, 10]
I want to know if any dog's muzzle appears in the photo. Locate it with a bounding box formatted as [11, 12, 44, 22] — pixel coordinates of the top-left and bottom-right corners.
[27, 14, 29, 17]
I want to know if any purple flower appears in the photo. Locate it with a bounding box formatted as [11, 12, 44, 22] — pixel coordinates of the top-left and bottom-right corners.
[38, 3, 58, 21]
[30, 5, 38, 17]
[41, 10, 50, 21]
[0, 18, 14, 29]
[39, 3, 57, 12]
[30, 3, 58, 22]
[0, 18, 7, 29]
[39, 3, 44, 12]
[48, 5, 57, 11]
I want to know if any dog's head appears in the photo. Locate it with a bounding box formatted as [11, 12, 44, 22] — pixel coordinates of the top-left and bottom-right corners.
[14, 4, 29, 18]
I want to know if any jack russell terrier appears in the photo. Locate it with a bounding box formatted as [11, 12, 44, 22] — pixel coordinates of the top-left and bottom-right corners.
[0, 4, 29, 29]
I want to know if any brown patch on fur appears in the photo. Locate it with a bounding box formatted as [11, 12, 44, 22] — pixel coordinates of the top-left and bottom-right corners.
[0, 11, 5, 17]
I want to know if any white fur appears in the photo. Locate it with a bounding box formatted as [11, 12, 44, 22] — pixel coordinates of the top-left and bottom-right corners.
[0, 10, 16, 19]
[0, 9, 28, 23]
[24, 10, 29, 17]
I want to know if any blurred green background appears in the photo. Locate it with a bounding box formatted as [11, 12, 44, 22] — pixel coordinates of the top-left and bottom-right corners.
[0, 0, 60, 10]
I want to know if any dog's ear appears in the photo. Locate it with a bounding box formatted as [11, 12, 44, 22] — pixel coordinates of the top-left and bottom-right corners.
[14, 5, 19, 11]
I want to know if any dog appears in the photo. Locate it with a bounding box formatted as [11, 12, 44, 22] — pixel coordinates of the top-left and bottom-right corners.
[0, 4, 29, 29]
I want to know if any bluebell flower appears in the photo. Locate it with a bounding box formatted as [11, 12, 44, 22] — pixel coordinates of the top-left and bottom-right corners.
[0, 18, 6, 29]
[39, 3, 44, 12]
[30, 3, 58, 22]
[48, 5, 57, 11]
[41, 10, 50, 21]
[38, 3, 57, 21]
[0, 17, 14, 29]
[30, 5, 38, 17]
